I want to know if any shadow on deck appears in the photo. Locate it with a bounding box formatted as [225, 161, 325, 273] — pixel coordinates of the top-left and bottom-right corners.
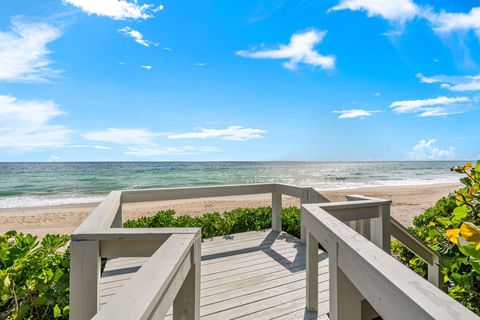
[99, 230, 329, 320]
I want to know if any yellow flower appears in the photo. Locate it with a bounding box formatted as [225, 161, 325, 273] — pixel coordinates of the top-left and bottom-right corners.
[446, 228, 460, 245]
[464, 162, 472, 171]
[460, 222, 480, 250]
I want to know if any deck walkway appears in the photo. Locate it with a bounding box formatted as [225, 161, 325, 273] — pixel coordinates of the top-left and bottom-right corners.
[99, 230, 330, 319]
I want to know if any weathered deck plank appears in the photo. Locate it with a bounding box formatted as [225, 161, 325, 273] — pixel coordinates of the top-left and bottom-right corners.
[100, 230, 329, 319]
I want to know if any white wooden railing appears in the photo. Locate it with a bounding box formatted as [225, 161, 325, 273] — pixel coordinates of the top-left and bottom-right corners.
[71, 183, 471, 320]
[345, 195, 443, 287]
[70, 183, 327, 320]
[302, 201, 478, 320]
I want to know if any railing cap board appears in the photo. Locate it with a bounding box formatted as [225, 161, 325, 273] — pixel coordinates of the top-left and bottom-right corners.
[73, 191, 122, 234]
[71, 228, 201, 241]
[303, 205, 477, 320]
[121, 183, 280, 203]
[316, 198, 391, 210]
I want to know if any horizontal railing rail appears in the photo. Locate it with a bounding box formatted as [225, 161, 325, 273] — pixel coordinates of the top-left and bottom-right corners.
[302, 202, 478, 320]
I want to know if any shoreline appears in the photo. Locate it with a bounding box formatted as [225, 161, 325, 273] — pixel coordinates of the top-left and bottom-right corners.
[0, 179, 460, 211]
[0, 182, 462, 238]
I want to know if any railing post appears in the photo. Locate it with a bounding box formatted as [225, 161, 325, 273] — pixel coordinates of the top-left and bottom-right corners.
[112, 202, 122, 228]
[328, 235, 361, 320]
[306, 230, 318, 311]
[70, 240, 100, 320]
[370, 204, 391, 253]
[272, 192, 282, 232]
[300, 190, 309, 243]
[173, 234, 201, 320]
[427, 262, 443, 288]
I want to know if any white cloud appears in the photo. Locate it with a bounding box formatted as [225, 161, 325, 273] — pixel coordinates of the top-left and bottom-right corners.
[168, 126, 266, 141]
[332, 109, 379, 119]
[0, 95, 71, 150]
[118, 27, 157, 47]
[389, 96, 471, 116]
[83, 128, 161, 145]
[64, 0, 162, 20]
[69, 144, 112, 150]
[0, 19, 61, 82]
[417, 73, 480, 92]
[329, 0, 419, 23]
[125, 145, 220, 156]
[141, 65, 152, 70]
[373, 92, 381, 96]
[236, 29, 335, 70]
[195, 62, 207, 67]
[406, 139, 455, 160]
[48, 155, 60, 162]
[428, 7, 480, 36]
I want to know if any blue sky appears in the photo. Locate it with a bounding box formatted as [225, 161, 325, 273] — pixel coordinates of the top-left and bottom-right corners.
[0, 0, 479, 161]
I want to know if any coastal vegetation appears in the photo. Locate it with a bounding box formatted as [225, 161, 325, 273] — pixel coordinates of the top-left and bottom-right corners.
[1, 162, 479, 318]
[393, 161, 480, 314]
[0, 232, 70, 319]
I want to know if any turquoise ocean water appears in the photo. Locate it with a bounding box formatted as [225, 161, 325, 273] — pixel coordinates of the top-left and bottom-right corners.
[0, 161, 464, 209]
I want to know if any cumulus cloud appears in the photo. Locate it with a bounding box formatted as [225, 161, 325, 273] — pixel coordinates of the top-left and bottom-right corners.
[141, 65, 152, 70]
[118, 27, 157, 46]
[0, 19, 61, 82]
[329, 0, 419, 23]
[83, 128, 161, 145]
[406, 139, 455, 160]
[332, 109, 379, 119]
[236, 29, 335, 70]
[125, 145, 220, 156]
[417, 73, 480, 92]
[390, 96, 471, 117]
[167, 126, 267, 141]
[0, 95, 71, 150]
[64, 0, 162, 20]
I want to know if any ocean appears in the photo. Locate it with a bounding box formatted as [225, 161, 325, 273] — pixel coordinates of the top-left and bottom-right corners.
[0, 161, 465, 209]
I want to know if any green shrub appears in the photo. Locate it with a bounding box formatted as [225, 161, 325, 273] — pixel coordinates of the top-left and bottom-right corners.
[395, 161, 480, 314]
[0, 231, 70, 319]
[124, 206, 301, 239]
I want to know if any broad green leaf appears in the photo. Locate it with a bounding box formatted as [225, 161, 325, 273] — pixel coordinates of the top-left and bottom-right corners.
[451, 206, 468, 224]
[53, 304, 61, 318]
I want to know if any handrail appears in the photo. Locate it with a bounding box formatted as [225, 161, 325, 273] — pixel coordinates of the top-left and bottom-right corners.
[70, 183, 320, 320]
[302, 203, 478, 320]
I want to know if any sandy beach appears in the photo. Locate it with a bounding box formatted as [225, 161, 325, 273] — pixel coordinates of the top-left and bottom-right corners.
[0, 182, 462, 238]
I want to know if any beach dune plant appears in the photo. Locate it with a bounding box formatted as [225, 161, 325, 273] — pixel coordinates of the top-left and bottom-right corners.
[123, 206, 302, 239]
[395, 161, 480, 314]
[0, 232, 70, 319]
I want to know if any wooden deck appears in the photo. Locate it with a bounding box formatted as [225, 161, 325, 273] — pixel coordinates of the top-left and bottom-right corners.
[99, 230, 330, 319]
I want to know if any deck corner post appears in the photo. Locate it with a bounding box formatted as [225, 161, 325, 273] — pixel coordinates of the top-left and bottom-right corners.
[272, 192, 282, 232]
[328, 236, 361, 320]
[300, 190, 309, 243]
[69, 239, 100, 320]
[173, 233, 201, 320]
[112, 202, 123, 228]
[370, 204, 391, 253]
[306, 230, 318, 312]
[427, 262, 443, 288]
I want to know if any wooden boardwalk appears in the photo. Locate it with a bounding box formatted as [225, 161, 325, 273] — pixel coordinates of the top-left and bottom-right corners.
[99, 230, 330, 319]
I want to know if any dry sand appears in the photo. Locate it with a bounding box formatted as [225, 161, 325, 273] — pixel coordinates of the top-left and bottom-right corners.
[0, 182, 462, 238]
